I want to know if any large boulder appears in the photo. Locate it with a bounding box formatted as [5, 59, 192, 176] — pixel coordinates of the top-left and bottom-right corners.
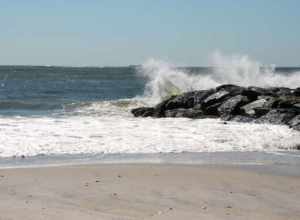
[241, 96, 275, 117]
[242, 87, 273, 99]
[288, 115, 300, 131]
[272, 96, 300, 109]
[294, 87, 300, 96]
[269, 87, 293, 96]
[255, 109, 298, 125]
[215, 84, 244, 94]
[201, 90, 233, 115]
[165, 108, 204, 118]
[230, 115, 255, 123]
[131, 107, 155, 117]
[202, 90, 230, 106]
[164, 92, 196, 110]
[193, 89, 215, 105]
[218, 95, 249, 119]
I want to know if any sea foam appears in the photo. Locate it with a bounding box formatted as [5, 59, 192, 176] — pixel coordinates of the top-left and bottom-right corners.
[0, 113, 299, 157]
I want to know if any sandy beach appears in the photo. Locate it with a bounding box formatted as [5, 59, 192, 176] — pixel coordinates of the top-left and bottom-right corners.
[0, 164, 299, 220]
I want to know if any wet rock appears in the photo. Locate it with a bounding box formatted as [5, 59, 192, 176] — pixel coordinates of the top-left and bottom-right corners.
[152, 96, 177, 117]
[288, 115, 300, 131]
[294, 87, 300, 96]
[203, 90, 230, 107]
[241, 97, 274, 117]
[272, 96, 300, 109]
[164, 92, 195, 110]
[131, 84, 300, 131]
[216, 84, 244, 94]
[242, 87, 271, 99]
[270, 87, 293, 96]
[218, 95, 249, 119]
[230, 115, 254, 123]
[165, 108, 204, 118]
[256, 109, 297, 125]
[131, 107, 155, 117]
[193, 89, 215, 105]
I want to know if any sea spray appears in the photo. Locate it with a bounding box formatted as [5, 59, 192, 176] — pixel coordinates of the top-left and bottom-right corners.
[138, 52, 300, 104]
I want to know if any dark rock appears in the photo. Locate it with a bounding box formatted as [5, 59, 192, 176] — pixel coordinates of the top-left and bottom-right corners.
[294, 103, 300, 109]
[203, 90, 230, 106]
[241, 97, 275, 117]
[256, 109, 297, 125]
[272, 96, 300, 109]
[269, 87, 293, 96]
[230, 115, 255, 123]
[192, 89, 215, 105]
[130, 84, 300, 131]
[288, 115, 300, 131]
[203, 102, 224, 115]
[243, 87, 272, 99]
[293, 87, 300, 96]
[165, 108, 204, 118]
[131, 107, 155, 117]
[216, 84, 244, 95]
[252, 108, 271, 117]
[218, 95, 249, 119]
[164, 92, 195, 110]
[153, 97, 176, 117]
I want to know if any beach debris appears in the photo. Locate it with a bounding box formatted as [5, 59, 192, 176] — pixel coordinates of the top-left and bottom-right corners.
[201, 205, 207, 210]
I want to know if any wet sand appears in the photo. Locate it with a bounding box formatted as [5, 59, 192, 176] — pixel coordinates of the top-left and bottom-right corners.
[0, 164, 299, 220]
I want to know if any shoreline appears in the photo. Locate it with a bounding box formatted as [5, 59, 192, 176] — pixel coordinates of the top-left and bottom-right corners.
[1, 151, 300, 175]
[1, 163, 300, 219]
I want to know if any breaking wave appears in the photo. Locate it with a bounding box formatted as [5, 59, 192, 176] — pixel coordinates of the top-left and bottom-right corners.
[138, 52, 300, 104]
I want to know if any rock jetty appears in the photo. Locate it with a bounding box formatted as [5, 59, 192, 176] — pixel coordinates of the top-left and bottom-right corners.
[131, 84, 300, 131]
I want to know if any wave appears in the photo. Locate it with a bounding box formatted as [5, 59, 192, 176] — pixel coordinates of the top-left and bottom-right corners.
[1, 115, 299, 158]
[0, 101, 62, 111]
[138, 52, 300, 104]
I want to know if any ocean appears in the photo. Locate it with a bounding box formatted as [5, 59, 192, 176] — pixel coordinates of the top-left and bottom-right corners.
[0, 58, 300, 166]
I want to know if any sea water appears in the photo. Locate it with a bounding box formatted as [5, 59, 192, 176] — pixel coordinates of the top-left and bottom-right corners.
[0, 53, 299, 166]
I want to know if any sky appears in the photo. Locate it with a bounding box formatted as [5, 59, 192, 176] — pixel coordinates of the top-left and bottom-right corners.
[0, 0, 299, 66]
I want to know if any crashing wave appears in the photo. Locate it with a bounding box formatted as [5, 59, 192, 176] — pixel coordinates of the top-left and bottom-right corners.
[138, 52, 300, 104]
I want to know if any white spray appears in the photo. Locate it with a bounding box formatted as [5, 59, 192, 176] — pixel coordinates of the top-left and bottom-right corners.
[139, 52, 300, 104]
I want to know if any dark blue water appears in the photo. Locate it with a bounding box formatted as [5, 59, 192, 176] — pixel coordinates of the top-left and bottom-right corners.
[0, 65, 299, 116]
[0, 66, 146, 115]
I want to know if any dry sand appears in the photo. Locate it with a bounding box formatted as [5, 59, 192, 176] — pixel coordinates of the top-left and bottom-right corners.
[0, 164, 299, 220]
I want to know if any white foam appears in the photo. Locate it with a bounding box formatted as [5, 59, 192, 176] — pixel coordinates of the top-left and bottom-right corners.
[0, 112, 299, 157]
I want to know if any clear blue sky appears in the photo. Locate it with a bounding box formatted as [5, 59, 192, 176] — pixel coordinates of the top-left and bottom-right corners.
[0, 0, 299, 66]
